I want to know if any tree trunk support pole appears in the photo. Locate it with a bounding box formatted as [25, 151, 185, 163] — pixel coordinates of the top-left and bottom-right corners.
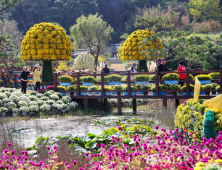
[163, 99, 167, 108]
[104, 99, 108, 111]
[133, 98, 137, 114]
[175, 99, 179, 108]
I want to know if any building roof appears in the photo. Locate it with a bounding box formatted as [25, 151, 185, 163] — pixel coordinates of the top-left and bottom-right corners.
[109, 44, 120, 53]
[72, 49, 91, 56]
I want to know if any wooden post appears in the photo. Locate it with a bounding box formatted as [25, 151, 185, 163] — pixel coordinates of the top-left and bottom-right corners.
[117, 98, 122, 115]
[4, 75, 7, 87]
[155, 69, 159, 96]
[163, 99, 167, 108]
[186, 68, 190, 96]
[220, 67, 222, 94]
[133, 98, 136, 114]
[84, 98, 89, 109]
[127, 70, 131, 95]
[54, 73, 57, 92]
[175, 99, 179, 108]
[14, 74, 17, 88]
[93, 71, 96, 78]
[101, 71, 105, 96]
[104, 99, 108, 111]
[76, 72, 80, 96]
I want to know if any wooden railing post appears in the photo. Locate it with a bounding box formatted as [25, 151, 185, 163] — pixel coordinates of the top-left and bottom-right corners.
[93, 71, 96, 79]
[186, 68, 190, 96]
[220, 67, 222, 94]
[101, 71, 105, 96]
[4, 75, 7, 87]
[76, 72, 80, 96]
[127, 70, 131, 95]
[155, 69, 159, 96]
[54, 73, 57, 92]
[14, 74, 17, 88]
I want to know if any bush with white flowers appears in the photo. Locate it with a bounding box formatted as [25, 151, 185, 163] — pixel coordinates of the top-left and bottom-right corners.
[44, 91, 53, 97]
[30, 91, 37, 96]
[29, 101, 38, 106]
[12, 108, 20, 114]
[54, 92, 62, 98]
[46, 100, 55, 105]
[4, 91, 11, 98]
[1, 107, 8, 113]
[37, 100, 45, 107]
[56, 100, 63, 105]
[36, 93, 44, 99]
[11, 91, 23, 97]
[0, 101, 2, 107]
[20, 96, 30, 104]
[29, 96, 38, 102]
[20, 106, 29, 113]
[0, 94, 7, 100]
[49, 95, 59, 101]
[3, 98, 11, 104]
[7, 102, 16, 110]
[40, 96, 49, 101]
[18, 101, 28, 107]
[52, 103, 62, 111]
[61, 97, 70, 104]
[29, 105, 39, 113]
[68, 102, 78, 111]
[40, 104, 51, 112]
[61, 104, 69, 112]
[9, 95, 19, 103]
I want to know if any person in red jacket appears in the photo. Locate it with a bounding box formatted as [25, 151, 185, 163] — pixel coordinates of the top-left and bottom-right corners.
[177, 61, 186, 86]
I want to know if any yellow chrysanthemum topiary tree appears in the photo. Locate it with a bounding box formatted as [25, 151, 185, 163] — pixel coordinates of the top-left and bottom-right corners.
[121, 30, 163, 72]
[21, 22, 72, 82]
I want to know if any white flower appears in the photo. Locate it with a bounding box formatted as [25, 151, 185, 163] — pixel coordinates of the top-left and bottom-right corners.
[0, 93, 7, 99]
[7, 102, 17, 110]
[40, 104, 51, 112]
[18, 101, 28, 107]
[12, 108, 20, 114]
[46, 100, 55, 105]
[36, 93, 44, 98]
[1, 107, 8, 113]
[3, 91, 11, 97]
[44, 91, 53, 97]
[11, 91, 23, 97]
[37, 100, 45, 106]
[52, 103, 62, 111]
[61, 104, 69, 111]
[54, 92, 62, 98]
[20, 96, 30, 104]
[9, 95, 19, 103]
[20, 106, 29, 113]
[3, 98, 11, 103]
[61, 96, 71, 104]
[29, 101, 38, 106]
[68, 102, 78, 110]
[40, 96, 49, 101]
[30, 91, 38, 96]
[29, 96, 38, 102]
[49, 95, 59, 101]
[29, 105, 39, 113]
[56, 100, 63, 105]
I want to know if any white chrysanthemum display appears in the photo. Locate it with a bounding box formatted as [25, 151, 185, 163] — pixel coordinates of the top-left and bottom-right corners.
[40, 104, 51, 112]
[73, 54, 94, 70]
[36, 93, 44, 99]
[61, 104, 69, 111]
[49, 95, 59, 101]
[40, 96, 50, 101]
[29, 96, 38, 102]
[12, 108, 20, 114]
[18, 101, 28, 107]
[20, 96, 30, 104]
[37, 100, 45, 106]
[46, 100, 55, 105]
[52, 103, 62, 111]
[3, 98, 11, 103]
[0, 94, 7, 100]
[11, 91, 23, 97]
[56, 100, 64, 105]
[29, 105, 39, 113]
[4, 91, 11, 98]
[7, 102, 17, 110]
[29, 101, 38, 106]
[1, 107, 8, 113]
[20, 106, 29, 113]
[9, 95, 19, 103]
[68, 102, 78, 111]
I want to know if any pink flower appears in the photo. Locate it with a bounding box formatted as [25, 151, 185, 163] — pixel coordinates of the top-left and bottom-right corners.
[73, 161, 77, 165]
[7, 143, 12, 146]
[118, 126, 122, 130]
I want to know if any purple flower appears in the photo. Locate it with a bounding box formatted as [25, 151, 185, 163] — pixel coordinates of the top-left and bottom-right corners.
[73, 161, 77, 165]
[85, 153, 89, 156]
[46, 147, 50, 150]
[118, 126, 122, 130]
[7, 143, 12, 147]
[64, 162, 68, 165]
[155, 126, 159, 130]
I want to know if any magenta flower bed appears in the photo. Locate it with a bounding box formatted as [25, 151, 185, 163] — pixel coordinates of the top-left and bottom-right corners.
[46, 85, 55, 91]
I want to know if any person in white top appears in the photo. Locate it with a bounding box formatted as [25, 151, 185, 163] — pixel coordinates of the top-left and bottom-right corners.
[130, 63, 137, 80]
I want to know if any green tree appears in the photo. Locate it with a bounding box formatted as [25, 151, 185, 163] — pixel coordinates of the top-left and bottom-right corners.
[0, 0, 22, 15]
[70, 14, 113, 71]
[189, 0, 222, 21]
[0, 34, 25, 86]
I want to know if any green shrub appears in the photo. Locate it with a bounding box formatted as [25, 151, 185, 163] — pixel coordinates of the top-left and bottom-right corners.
[104, 86, 113, 90]
[113, 85, 123, 90]
[89, 86, 99, 90]
[211, 83, 219, 89]
[104, 74, 122, 82]
[80, 76, 96, 83]
[194, 74, 212, 80]
[202, 84, 214, 90]
[180, 84, 195, 91]
[162, 73, 179, 81]
[141, 85, 151, 90]
[66, 85, 77, 91]
[149, 74, 156, 81]
[58, 75, 74, 83]
[123, 86, 137, 90]
[57, 86, 66, 91]
[209, 72, 220, 79]
[216, 86, 220, 91]
[151, 84, 168, 91]
[198, 104, 207, 112]
[136, 84, 143, 90]
[134, 75, 149, 81]
[80, 86, 89, 90]
[169, 84, 180, 90]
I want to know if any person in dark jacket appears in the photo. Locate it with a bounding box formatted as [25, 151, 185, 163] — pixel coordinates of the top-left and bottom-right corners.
[157, 58, 168, 80]
[20, 66, 30, 94]
[102, 64, 110, 73]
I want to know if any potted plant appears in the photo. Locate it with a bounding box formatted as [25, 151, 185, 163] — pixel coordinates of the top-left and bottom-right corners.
[80, 86, 89, 96]
[80, 76, 96, 86]
[3, 98, 11, 107]
[151, 84, 168, 96]
[1, 107, 8, 117]
[12, 108, 20, 117]
[123, 86, 137, 95]
[113, 85, 123, 95]
[58, 75, 74, 87]
[136, 84, 143, 95]
[149, 74, 156, 81]
[162, 73, 179, 84]
[67, 85, 77, 96]
[180, 84, 194, 96]
[169, 84, 180, 96]
[216, 86, 220, 95]
[211, 83, 219, 95]
[134, 75, 149, 85]
[61, 104, 69, 113]
[46, 85, 55, 91]
[52, 103, 61, 112]
[194, 75, 212, 84]
[57, 86, 67, 96]
[209, 72, 220, 80]
[29, 105, 39, 115]
[104, 86, 113, 96]
[20, 106, 29, 116]
[7, 102, 16, 111]
[37, 100, 45, 107]
[141, 85, 151, 96]
[68, 102, 78, 111]
[202, 84, 214, 96]
[40, 104, 51, 113]
[105, 74, 122, 85]
[0, 94, 6, 102]
[89, 86, 100, 95]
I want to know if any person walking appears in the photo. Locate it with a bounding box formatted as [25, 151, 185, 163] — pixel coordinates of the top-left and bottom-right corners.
[177, 61, 186, 87]
[102, 64, 110, 73]
[157, 58, 168, 80]
[130, 63, 137, 80]
[33, 64, 42, 91]
[156, 58, 162, 69]
[20, 66, 30, 94]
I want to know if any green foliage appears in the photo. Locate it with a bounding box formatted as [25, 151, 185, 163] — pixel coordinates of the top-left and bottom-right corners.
[80, 76, 96, 83]
[189, 0, 222, 21]
[215, 86, 220, 91]
[194, 75, 212, 80]
[66, 85, 77, 91]
[162, 73, 180, 80]
[0, 0, 22, 15]
[70, 14, 113, 70]
[134, 75, 149, 81]
[211, 83, 219, 89]
[113, 85, 123, 90]
[209, 72, 220, 79]
[202, 84, 214, 90]
[79, 86, 89, 90]
[151, 84, 168, 91]
[169, 84, 180, 90]
[89, 86, 99, 91]
[149, 74, 156, 81]
[123, 85, 137, 90]
[57, 86, 66, 91]
[141, 85, 151, 90]
[104, 74, 122, 82]
[180, 84, 195, 91]
[58, 75, 74, 83]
